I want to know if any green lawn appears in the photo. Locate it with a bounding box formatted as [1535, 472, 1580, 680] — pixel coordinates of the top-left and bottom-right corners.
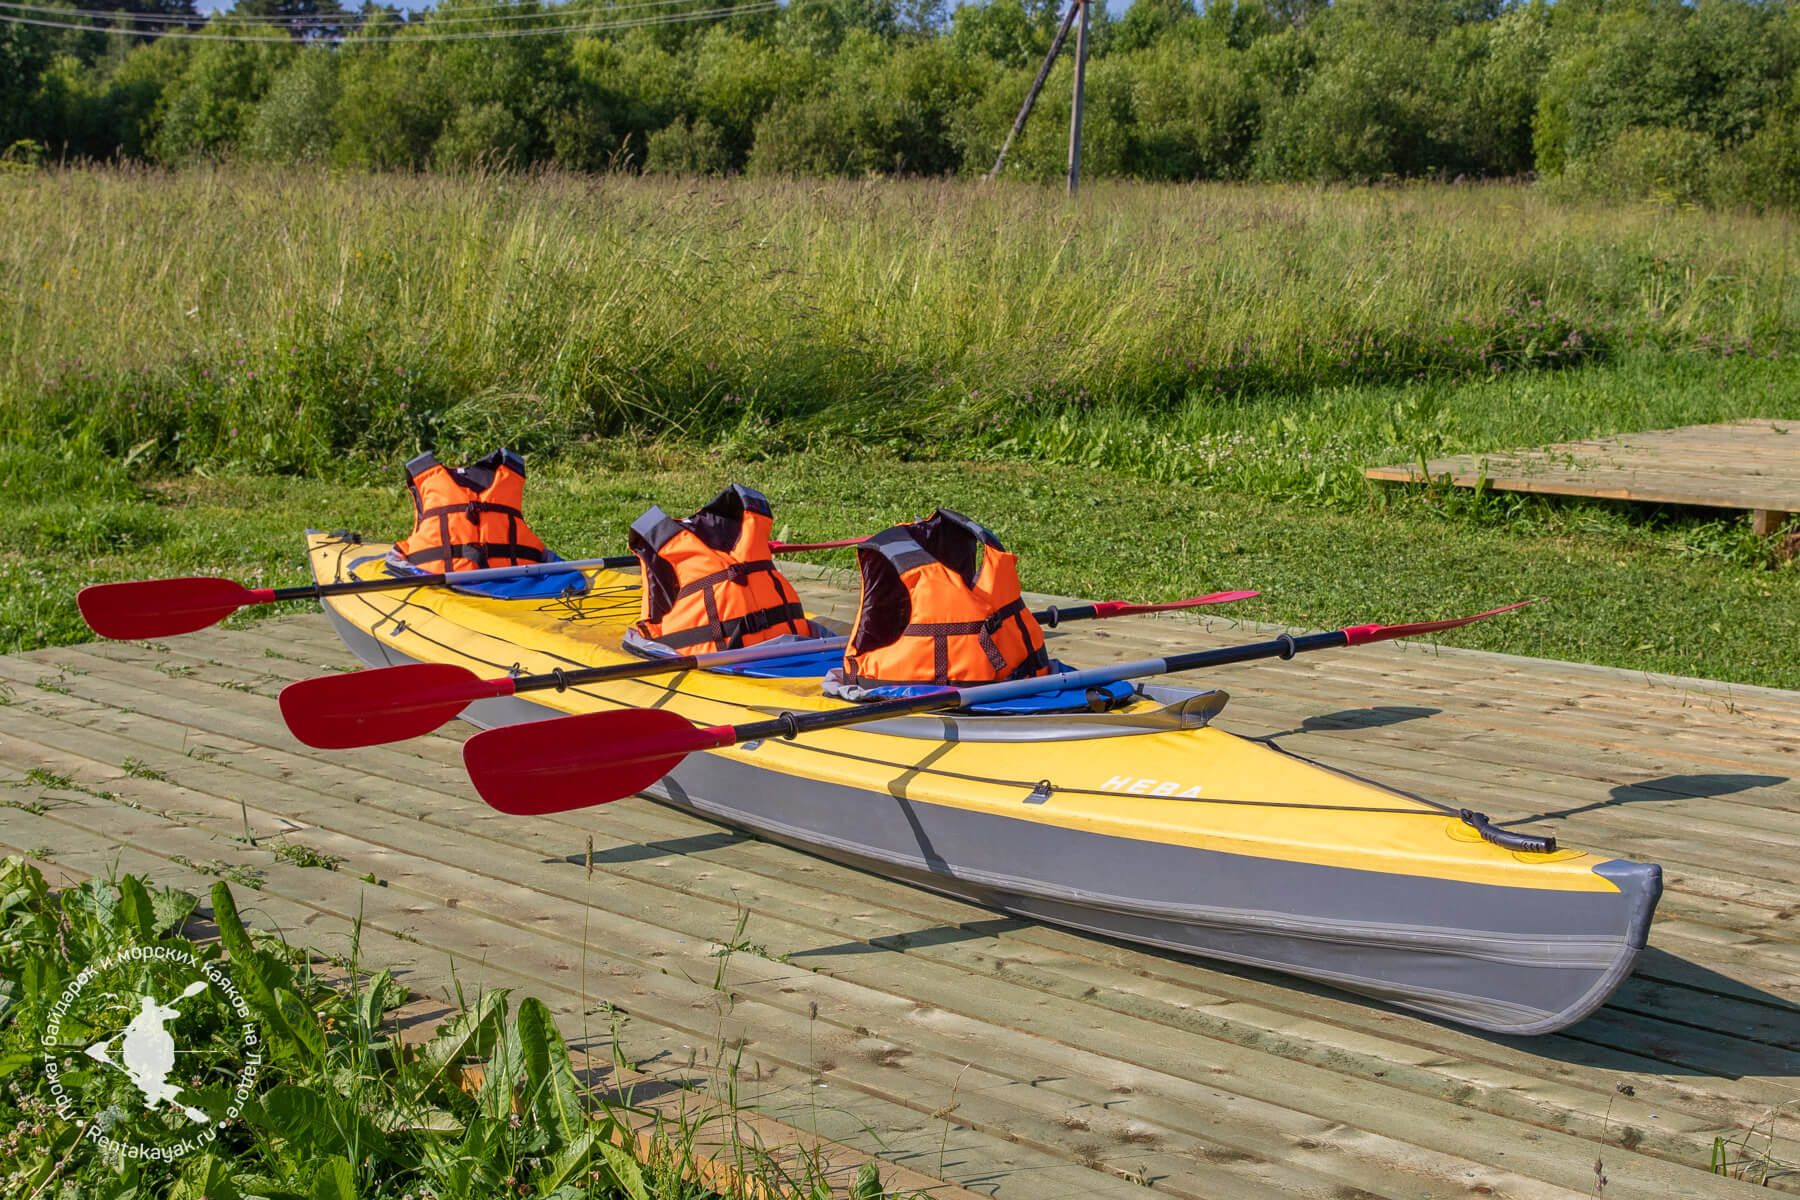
[10, 411, 1796, 689]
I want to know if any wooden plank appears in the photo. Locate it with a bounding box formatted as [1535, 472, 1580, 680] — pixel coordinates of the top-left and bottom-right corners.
[9, 608, 1800, 1196]
[0, 807, 1130, 1200]
[4, 781, 1753, 1200]
[1366, 419, 1800, 515]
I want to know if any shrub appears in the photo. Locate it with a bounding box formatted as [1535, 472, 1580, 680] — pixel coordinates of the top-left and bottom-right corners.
[1711, 116, 1800, 213]
[1549, 125, 1718, 207]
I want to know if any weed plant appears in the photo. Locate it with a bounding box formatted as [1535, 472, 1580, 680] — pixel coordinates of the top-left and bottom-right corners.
[0, 857, 902, 1199]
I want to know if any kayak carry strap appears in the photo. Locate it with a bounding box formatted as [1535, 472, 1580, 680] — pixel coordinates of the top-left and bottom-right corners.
[1460, 810, 1556, 854]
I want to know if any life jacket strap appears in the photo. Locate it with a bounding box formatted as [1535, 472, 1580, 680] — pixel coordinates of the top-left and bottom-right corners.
[402, 542, 548, 569]
[649, 601, 809, 650]
[672, 559, 781, 600]
[416, 501, 528, 521]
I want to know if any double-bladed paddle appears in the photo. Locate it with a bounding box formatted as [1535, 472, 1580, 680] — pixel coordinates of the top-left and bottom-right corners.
[461, 602, 1532, 817]
[75, 537, 872, 641]
[279, 590, 1261, 748]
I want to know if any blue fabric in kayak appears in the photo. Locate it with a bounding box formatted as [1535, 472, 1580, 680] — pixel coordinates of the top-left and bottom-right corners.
[379, 550, 590, 599]
[836, 672, 1136, 715]
[713, 652, 1135, 714]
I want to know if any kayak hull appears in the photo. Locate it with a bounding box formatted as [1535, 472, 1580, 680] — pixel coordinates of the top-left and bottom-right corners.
[311, 536, 1661, 1035]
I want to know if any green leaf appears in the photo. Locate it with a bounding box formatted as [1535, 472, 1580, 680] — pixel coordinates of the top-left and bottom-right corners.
[517, 996, 585, 1149]
[168, 1152, 241, 1200]
[539, 1130, 598, 1193]
[244, 1083, 390, 1163]
[356, 966, 403, 1037]
[307, 1154, 357, 1200]
[414, 988, 510, 1098]
[851, 1161, 885, 1199]
[483, 1007, 527, 1122]
[211, 880, 252, 956]
[273, 987, 328, 1064]
[594, 1138, 649, 1200]
[0, 1049, 38, 1077]
[0, 856, 49, 917]
[210, 880, 294, 994]
[375, 1104, 465, 1136]
[151, 884, 200, 936]
[118, 874, 157, 943]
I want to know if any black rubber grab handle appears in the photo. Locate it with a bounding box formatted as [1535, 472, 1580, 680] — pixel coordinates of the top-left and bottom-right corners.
[1460, 809, 1556, 854]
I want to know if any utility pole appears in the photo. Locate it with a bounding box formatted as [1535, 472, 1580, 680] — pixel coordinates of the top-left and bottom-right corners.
[1067, 0, 1090, 197]
[987, 0, 1079, 181]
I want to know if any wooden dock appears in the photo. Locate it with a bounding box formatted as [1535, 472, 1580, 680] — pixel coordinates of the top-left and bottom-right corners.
[1366, 418, 1800, 534]
[2, 574, 1796, 1198]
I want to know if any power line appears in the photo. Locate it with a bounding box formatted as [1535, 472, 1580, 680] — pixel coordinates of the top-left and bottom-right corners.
[0, 0, 725, 29]
[0, 0, 781, 40]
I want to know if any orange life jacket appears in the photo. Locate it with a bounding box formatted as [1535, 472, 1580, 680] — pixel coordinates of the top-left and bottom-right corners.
[629, 484, 813, 653]
[843, 509, 1050, 687]
[395, 449, 549, 574]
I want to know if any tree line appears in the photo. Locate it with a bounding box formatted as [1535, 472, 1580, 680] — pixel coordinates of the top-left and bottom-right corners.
[2, 0, 1796, 208]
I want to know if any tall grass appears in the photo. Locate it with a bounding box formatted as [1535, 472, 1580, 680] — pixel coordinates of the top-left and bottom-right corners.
[2, 165, 1794, 477]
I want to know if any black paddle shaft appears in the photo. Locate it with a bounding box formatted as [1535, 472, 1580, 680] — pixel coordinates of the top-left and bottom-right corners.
[269, 555, 638, 602]
[729, 629, 1351, 745]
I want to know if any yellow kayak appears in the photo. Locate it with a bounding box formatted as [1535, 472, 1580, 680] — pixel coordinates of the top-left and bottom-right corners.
[305, 531, 1660, 1035]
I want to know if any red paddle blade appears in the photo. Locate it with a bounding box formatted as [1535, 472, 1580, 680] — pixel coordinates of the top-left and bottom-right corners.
[77, 576, 263, 640]
[279, 663, 494, 749]
[1089, 590, 1260, 618]
[463, 707, 734, 815]
[1343, 600, 1535, 646]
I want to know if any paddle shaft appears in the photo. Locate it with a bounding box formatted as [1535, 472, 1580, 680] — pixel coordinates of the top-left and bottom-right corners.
[257, 554, 639, 605]
[486, 596, 1255, 698]
[252, 536, 864, 604]
[715, 629, 1347, 746]
[687, 624, 1555, 854]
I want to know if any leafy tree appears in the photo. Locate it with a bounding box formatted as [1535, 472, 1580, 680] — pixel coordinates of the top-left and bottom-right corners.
[242, 45, 337, 161]
[949, 0, 1064, 69]
[749, 31, 981, 174]
[0, 18, 58, 146]
[330, 31, 447, 168]
[1113, 0, 1195, 54]
[148, 27, 291, 161]
[1117, 32, 1256, 178]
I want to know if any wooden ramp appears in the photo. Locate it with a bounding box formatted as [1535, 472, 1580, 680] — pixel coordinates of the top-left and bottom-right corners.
[2, 576, 1797, 1198]
[1367, 418, 1800, 534]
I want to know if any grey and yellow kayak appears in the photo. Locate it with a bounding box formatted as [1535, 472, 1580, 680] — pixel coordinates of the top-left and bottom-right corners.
[305, 531, 1661, 1035]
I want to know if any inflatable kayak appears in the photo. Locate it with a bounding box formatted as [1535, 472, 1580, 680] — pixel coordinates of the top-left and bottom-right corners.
[301, 531, 1661, 1035]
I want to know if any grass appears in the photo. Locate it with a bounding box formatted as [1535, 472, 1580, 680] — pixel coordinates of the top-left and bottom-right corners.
[1, 167, 1795, 477]
[3, 413, 1797, 687]
[0, 166, 1795, 687]
[0, 857, 919, 1199]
